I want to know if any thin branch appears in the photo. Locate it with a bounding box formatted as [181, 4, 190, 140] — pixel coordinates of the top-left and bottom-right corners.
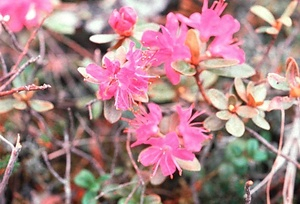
[266, 109, 285, 204]
[96, 180, 138, 200]
[85, 99, 99, 120]
[71, 147, 105, 175]
[47, 29, 93, 60]
[126, 132, 145, 204]
[194, 66, 211, 105]
[42, 151, 65, 184]
[244, 180, 253, 204]
[246, 127, 300, 169]
[0, 56, 40, 92]
[0, 21, 28, 54]
[0, 134, 22, 196]
[64, 131, 72, 204]
[0, 83, 51, 97]
[0, 52, 8, 76]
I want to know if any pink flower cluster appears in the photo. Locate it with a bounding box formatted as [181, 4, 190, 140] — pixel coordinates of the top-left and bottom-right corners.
[0, 0, 53, 32]
[141, 0, 245, 84]
[127, 103, 210, 178]
[84, 43, 152, 110]
[177, 0, 245, 64]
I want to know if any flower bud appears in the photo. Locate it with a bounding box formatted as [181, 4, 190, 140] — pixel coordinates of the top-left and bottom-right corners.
[108, 7, 137, 37]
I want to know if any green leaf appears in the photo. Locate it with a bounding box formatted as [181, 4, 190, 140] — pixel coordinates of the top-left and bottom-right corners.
[246, 139, 259, 157]
[278, 16, 292, 27]
[0, 99, 16, 113]
[255, 26, 279, 35]
[29, 100, 54, 112]
[203, 114, 225, 131]
[104, 99, 122, 123]
[253, 150, 268, 162]
[82, 191, 97, 204]
[118, 198, 136, 204]
[218, 163, 235, 178]
[148, 81, 176, 103]
[252, 114, 270, 130]
[231, 156, 248, 168]
[200, 58, 239, 69]
[144, 194, 162, 204]
[268, 96, 294, 111]
[74, 169, 96, 189]
[253, 83, 267, 102]
[225, 114, 245, 137]
[281, 0, 298, 18]
[97, 174, 111, 184]
[236, 106, 258, 118]
[206, 63, 256, 78]
[207, 89, 228, 110]
[44, 11, 80, 34]
[150, 168, 166, 186]
[226, 139, 246, 158]
[89, 34, 118, 44]
[267, 73, 290, 91]
[234, 78, 247, 102]
[199, 70, 218, 88]
[101, 184, 121, 199]
[172, 61, 196, 76]
[13, 101, 27, 110]
[175, 157, 201, 171]
[250, 5, 276, 26]
[216, 110, 232, 120]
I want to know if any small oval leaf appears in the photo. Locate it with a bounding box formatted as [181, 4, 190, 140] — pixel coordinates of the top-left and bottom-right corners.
[250, 5, 276, 26]
[172, 61, 196, 76]
[74, 169, 96, 189]
[175, 157, 201, 171]
[89, 34, 118, 44]
[234, 78, 247, 102]
[150, 168, 166, 185]
[104, 99, 122, 123]
[268, 96, 294, 111]
[207, 63, 255, 78]
[216, 110, 232, 120]
[0, 99, 16, 113]
[225, 114, 245, 137]
[13, 101, 27, 110]
[30, 100, 54, 112]
[236, 106, 258, 118]
[207, 89, 228, 110]
[200, 58, 239, 69]
[203, 114, 225, 131]
[267, 73, 290, 91]
[281, 0, 298, 18]
[252, 115, 270, 130]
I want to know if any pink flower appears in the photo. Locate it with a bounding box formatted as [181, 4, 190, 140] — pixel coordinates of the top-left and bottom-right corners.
[176, 105, 210, 152]
[138, 132, 195, 178]
[141, 12, 191, 85]
[207, 15, 245, 63]
[177, 0, 245, 63]
[127, 103, 162, 147]
[0, 0, 52, 32]
[85, 43, 151, 110]
[177, 0, 228, 42]
[108, 6, 137, 37]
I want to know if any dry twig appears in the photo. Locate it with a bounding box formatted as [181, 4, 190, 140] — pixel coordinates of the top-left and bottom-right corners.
[0, 134, 22, 196]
